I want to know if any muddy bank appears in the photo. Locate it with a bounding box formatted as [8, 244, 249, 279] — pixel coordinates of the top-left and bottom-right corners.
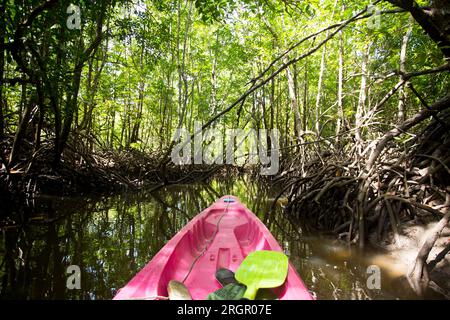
[370, 220, 450, 298]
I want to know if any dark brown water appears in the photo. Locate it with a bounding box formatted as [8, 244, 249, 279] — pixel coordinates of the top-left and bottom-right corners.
[0, 177, 422, 299]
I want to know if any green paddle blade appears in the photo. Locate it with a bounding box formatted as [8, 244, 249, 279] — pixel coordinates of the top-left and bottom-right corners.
[235, 250, 288, 300]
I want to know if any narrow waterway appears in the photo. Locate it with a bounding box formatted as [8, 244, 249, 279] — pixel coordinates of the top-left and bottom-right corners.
[0, 177, 423, 299]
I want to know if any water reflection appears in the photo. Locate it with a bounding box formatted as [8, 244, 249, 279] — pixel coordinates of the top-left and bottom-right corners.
[0, 176, 419, 299]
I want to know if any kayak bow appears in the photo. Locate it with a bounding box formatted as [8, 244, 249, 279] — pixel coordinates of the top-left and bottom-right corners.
[113, 195, 313, 300]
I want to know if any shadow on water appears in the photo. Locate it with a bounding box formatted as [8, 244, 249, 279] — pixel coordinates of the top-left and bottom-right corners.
[0, 176, 421, 299]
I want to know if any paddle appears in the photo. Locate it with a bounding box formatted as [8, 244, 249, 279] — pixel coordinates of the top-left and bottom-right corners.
[215, 268, 238, 286]
[207, 283, 246, 300]
[210, 268, 246, 300]
[214, 268, 279, 300]
[235, 250, 288, 300]
[167, 280, 192, 300]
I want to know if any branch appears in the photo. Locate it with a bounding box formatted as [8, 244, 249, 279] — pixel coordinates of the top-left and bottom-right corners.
[385, 0, 450, 59]
[428, 242, 450, 272]
[7, 1, 58, 79]
[408, 209, 450, 296]
[76, 8, 107, 71]
[2, 77, 35, 85]
[374, 63, 450, 83]
[403, 63, 450, 79]
[22, 0, 59, 28]
[252, 0, 385, 85]
[366, 93, 450, 170]
[370, 79, 407, 114]
[408, 83, 450, 130]
[384, 195, 448, 217]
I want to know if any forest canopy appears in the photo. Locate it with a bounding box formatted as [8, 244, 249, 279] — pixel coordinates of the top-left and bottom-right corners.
[1, 0, 448, 163]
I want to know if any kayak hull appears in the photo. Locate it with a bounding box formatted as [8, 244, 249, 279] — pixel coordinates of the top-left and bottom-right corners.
[113, 195, 313, 300]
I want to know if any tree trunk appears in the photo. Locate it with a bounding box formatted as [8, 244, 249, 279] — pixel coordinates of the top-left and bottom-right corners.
[34, 87, 44, 152]
[175, 0, 192, 132]
[210, 34, 218, 114]
[315, 42, 327, 135]
[314, 0, 338, 136]
[9, 94, 34, 166]
[131, 45, 145, 145]
[355, 43, 371, 144]
[397, 18, 413, 124]
[55, 61, 83, 165]
[302, 63, 308, 132]
[285, 62, 302, 143]
[335, 28, 345, 141]
[264, 16, 302, 146]
[386, 0, 450, 59]
[109, 104, 115, 149]
[131, 81, 144, 144]
[0, 0, 5, 140]
[54, 8, 106, 165]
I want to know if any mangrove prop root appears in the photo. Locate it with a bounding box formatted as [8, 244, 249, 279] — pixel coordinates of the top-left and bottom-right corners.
[274, 95, 450, 297]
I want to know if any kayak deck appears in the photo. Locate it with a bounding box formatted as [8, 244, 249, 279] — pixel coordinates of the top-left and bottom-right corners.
[113, 195, 313, 300]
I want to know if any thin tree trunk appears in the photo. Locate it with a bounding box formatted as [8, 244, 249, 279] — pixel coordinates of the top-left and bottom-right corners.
[335, 28, 345, 141]
[355, 43, 371, 144]
[9, 94, 35, 166]
[110, 93, 116, 149]
[286, 62, 302, 142]
[398, 18, 413, 123]
[264, 16, 302, 146]
[54, 6, 106, 166]
[131, 45, 145, 144]
[210, 33, 218, 114]
[315, 43, 327, 135]
[175, 0, 192, 131]
[34, 89, 44, 152]
[0, 0, 5, 140]
[302, 63, 308, 132]
[315, 0, 338, 135]
[355, 43, 372, 249]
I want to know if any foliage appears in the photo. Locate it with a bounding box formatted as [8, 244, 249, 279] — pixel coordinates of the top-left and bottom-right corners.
[0, 0, 449, 171]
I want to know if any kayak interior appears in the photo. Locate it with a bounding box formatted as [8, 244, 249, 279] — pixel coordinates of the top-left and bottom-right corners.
[114, 196, 313, 300]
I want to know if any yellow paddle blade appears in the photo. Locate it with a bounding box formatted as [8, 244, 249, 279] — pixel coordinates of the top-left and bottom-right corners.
[235, 250, 288, 300]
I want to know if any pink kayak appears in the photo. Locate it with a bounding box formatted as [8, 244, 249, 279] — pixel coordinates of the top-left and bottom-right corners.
[113, 195, 313, 300]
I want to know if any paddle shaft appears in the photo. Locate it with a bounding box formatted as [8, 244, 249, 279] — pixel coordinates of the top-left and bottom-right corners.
[242, 285, 259, 300]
